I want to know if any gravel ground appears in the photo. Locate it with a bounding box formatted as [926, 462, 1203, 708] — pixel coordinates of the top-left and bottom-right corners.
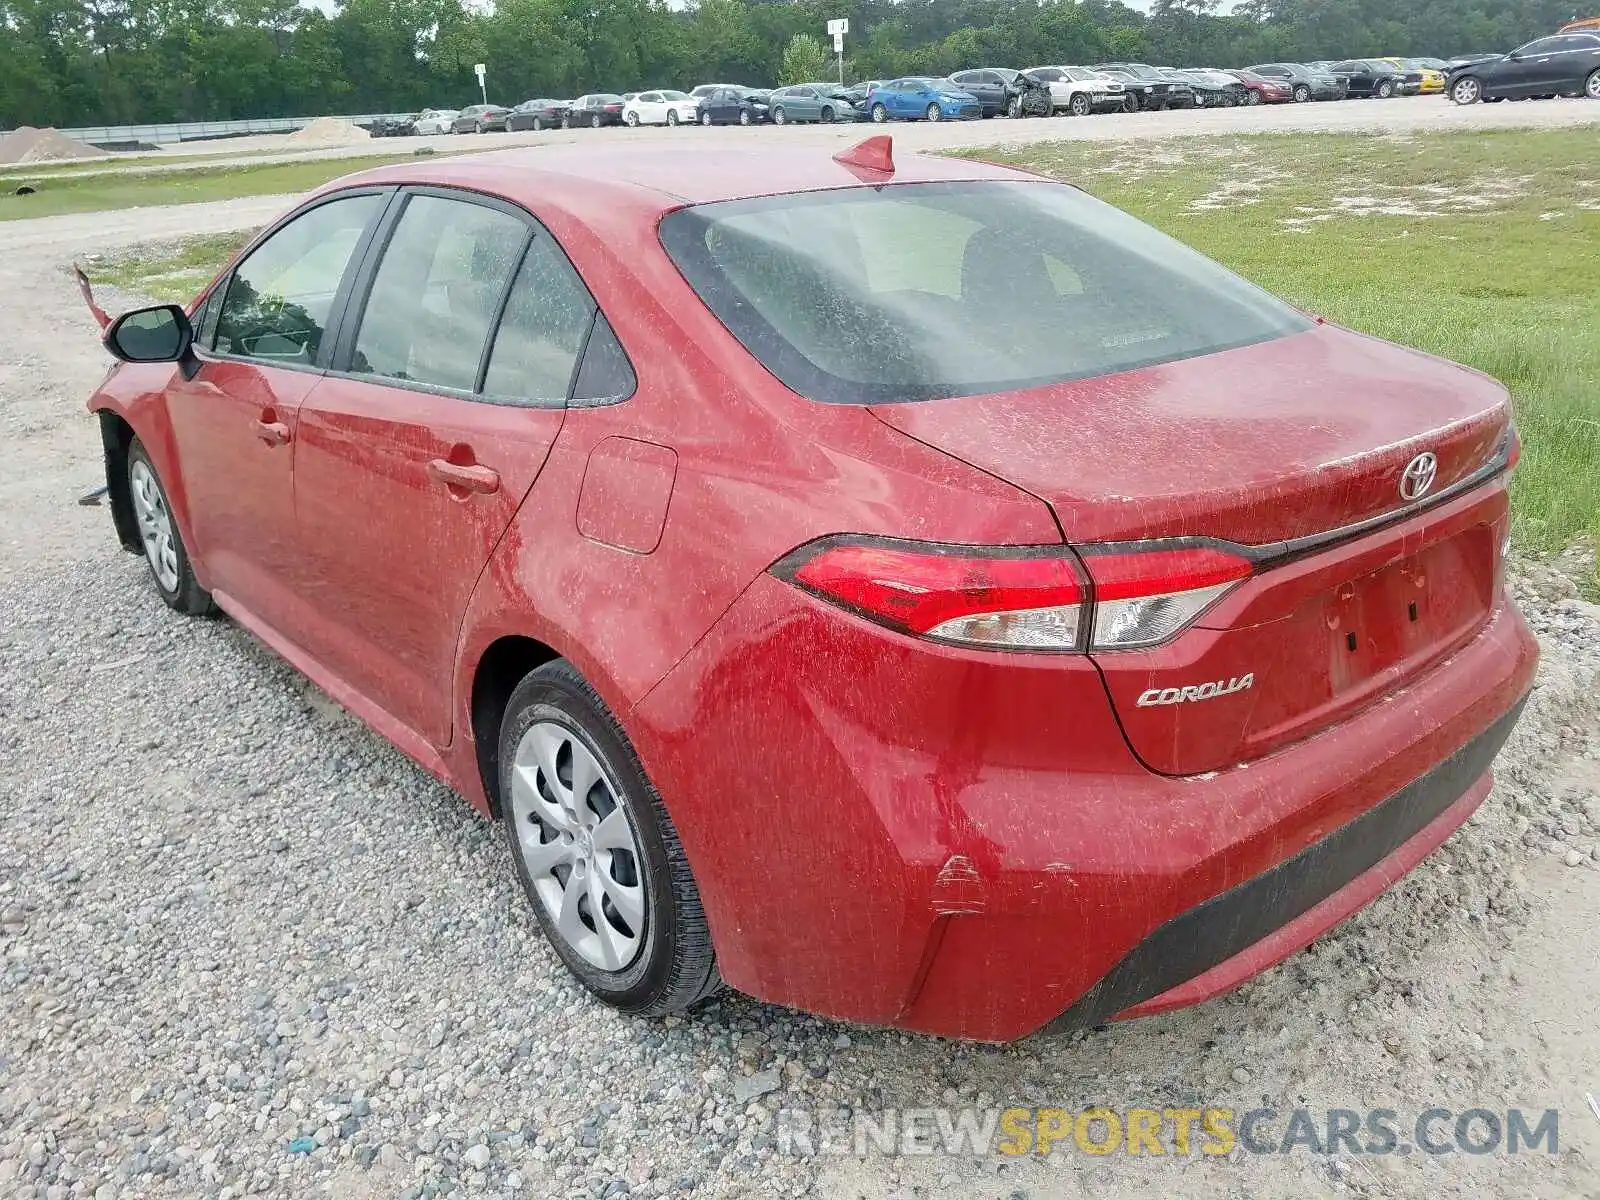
[1, 166, 1598, 1200]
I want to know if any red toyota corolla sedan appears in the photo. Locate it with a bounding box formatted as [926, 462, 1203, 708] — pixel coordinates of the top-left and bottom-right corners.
[84, 138, 1537, 1041]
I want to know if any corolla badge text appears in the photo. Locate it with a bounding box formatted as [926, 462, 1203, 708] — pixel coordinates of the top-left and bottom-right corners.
[1137, 673, 1255, 707]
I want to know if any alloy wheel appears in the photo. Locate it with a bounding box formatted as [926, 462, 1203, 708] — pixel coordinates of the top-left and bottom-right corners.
[1452, 77, 1480, 104]
[667, 110, 679, 126]
[701, 110, 713, 125]
[1587, 70, 1600, 99]
[510, 720, 648, 972]
[626, 112, 639, 126]
[591, 114, 602, 129]
[871, 103, 888, 122]
[1294, 84, 1310, 102]
[820, 106, 835, 123]
[925, 103, 941, 121]
[1246, 89, 1261, 105]
[739, 109, 751, 125]
[773, 106, 787, 125]
[129, 458, 180, 593]
[1070, 93, 1090, 117]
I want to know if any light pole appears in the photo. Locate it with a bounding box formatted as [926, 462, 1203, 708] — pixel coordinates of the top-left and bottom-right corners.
[474, 62, 487, 106]
[827, 19, 848, 86]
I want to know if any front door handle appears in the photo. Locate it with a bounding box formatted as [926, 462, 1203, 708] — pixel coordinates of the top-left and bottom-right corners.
[427, 458, 501, 495]
[250, 418, 290, 446]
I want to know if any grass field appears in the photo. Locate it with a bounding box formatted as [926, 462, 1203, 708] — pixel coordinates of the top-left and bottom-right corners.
[979, 129, 1599, 564]
[0, 152, 443, 221]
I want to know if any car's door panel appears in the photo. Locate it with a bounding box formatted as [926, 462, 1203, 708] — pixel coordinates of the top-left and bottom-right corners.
[291, 189, 596, 747]
[165, 190, 389, 625]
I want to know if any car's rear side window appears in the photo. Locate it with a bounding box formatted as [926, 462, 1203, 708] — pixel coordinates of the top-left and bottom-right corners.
[481, 235, 597, 404]
[350, 194, 526, 392]
[659, 180, 1312, 405]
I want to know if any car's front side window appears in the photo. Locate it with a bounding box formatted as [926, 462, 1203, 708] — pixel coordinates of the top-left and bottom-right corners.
[213, 193, 384, 365]
[349, 195, 527, 392]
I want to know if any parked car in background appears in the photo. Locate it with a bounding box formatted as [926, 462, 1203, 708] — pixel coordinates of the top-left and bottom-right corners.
[696, 86, 769, 125]
[1165, 68, 1248, 106]
[1329, 59, 1405, 97]
[1247, 62, 1347, 101]
[948, 68, 1052, 117]
[623, 90, 700, 126]
[412, 109, 458, 135]
[1447, 33, 1600, 102]
[766, 84, 862, 124]
[1224, 69, 1293, 103]
[1023, 66, 1124, 115]
[363, 114, 416, 137]
[866, 78, 982, 122]
[88, 140, 1536, 1043]
[1094, 62, 1178, 109]
[507, 99, 568, 132]
[566, 94, 627, 128]
[450, 105, 510, 133]
[690, 83, 746, 99]
[1380, 58, 1446, 93]
[840, 80, 884, 107]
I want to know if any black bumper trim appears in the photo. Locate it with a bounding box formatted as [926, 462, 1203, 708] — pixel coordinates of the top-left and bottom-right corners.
[1043, 695, 1528, 1034]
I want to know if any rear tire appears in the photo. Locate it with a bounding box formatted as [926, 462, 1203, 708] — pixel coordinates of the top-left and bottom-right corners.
[1586, 69, 1600, 99]
[127, 439, 213, 616]
[499, 662, 722, 1016]
[590, 114, 602, 129]
[625, 111, 639, 126]
[531, 116, 544, 131]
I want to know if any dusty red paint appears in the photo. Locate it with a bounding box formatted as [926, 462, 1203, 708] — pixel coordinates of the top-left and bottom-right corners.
[86, 141, 1538, 1041]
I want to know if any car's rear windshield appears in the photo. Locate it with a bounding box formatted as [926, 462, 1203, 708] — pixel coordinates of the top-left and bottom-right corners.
[658, 181, 1312, 405]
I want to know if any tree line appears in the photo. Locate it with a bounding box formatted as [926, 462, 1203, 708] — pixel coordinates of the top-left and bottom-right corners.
[0, 0, 1586, 130]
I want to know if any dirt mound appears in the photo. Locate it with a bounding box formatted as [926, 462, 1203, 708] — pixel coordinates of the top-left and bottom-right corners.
[285, 117, 371, 147]
[0, 126, 108, 165]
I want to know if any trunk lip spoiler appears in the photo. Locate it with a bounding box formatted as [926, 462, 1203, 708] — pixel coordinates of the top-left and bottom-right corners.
[1079, 437, 1513, 573]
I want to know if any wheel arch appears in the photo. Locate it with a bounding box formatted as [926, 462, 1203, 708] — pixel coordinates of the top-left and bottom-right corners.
[469, 634, 564, 819]
[95, 409, 143, 554]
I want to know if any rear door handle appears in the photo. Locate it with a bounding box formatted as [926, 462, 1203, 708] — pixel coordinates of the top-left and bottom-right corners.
[250, 419, 290, 446]
[427, 459, 501, 495]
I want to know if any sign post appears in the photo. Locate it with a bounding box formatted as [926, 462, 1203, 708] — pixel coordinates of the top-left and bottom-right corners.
[474, 62, 487, 106]
[826, 19, 848, 86]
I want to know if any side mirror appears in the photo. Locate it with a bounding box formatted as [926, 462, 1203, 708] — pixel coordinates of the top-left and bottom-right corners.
[1507, 51, 1522, 60]
[105, 304, 196, 373]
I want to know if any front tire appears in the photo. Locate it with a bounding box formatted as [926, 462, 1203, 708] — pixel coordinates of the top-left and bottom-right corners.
[925, 102, 941, 122]
[666, 110, 679, 126]
[1586, 69, 1600, 100]
[772, 105, 787, 125]
[1124, 91, 1142, 113]
[1377, 80, 1395, 98]
[820, 105, 835, 123]
[1451, 76, 1482, 105]
[871, 102, 888, 123]
[738, 109, 752, 126]
[1245, 88, 1262, 105]
[1007, 96, 1022, 118]
[127, 439, 212, 615]
[500, 662, 721, 1015]
[700, 110, 713, 126]
[1293, 84, 1311, 103]
[1069, 92, 1091, 117]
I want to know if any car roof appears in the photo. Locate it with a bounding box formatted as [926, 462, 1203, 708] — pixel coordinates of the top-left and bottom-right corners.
[327, 143, 1034, 214]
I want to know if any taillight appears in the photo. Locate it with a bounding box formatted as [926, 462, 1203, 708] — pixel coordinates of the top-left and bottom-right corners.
[1077, 545, 1253, 649]
[786, 541, 1086, 650]
[775, 538, 1254, 652]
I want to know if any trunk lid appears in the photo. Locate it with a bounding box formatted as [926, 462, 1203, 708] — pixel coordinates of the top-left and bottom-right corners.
[870, 324, 1513, 774]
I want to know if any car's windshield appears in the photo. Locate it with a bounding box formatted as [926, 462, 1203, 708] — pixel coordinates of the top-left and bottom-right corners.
[661, 90, 688, 100]
[660, 181, 1311, 405]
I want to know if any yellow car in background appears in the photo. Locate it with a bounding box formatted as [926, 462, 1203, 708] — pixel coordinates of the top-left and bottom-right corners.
[1383, 58, 1447, 93]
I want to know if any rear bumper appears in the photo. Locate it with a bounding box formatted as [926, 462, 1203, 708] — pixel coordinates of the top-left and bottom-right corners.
[632, 578, 1537, 1042]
